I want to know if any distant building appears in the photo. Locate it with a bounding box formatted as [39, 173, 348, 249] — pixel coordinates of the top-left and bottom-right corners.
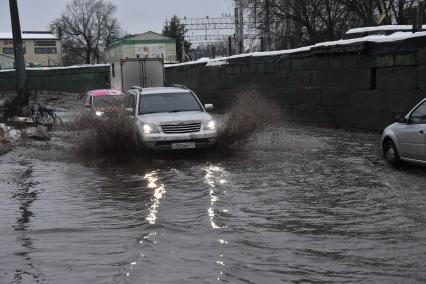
[105, 31, 177, 63]
[0, 31, 62, 67]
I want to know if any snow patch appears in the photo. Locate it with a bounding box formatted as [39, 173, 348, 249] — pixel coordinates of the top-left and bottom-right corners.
[0, 32, 58, 40]
[0, 64, 110, 73]
[0, 123, 21, 142]
[206, 59, 229, 67]
[347, 25, 426, 34]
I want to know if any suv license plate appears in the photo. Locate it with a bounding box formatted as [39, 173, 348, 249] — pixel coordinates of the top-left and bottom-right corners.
[172, 142, 196, 150]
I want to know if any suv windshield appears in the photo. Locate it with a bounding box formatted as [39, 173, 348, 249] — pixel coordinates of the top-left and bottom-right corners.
[93, 96, 124, 108]
[139, 92, 202, 115]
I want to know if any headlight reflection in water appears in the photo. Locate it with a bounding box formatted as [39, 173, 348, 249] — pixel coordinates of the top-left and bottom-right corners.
[144, 171, 166, 225]
[205, 165, 228, 282]
[205, 165, 227, 229]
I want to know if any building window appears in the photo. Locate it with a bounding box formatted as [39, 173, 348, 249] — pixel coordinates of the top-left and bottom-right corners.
[112, 63, 115, 77]
[3, 47, 14, 55]
[34, 47, 57, 54]
[34, 41, 56, 47]
[3, 47, 26, 54]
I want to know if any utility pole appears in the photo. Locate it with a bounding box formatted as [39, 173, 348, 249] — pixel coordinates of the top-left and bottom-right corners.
[234, 0, 244, 54]
[295, 0, 303, 47]
[181, 40, 185, 62]
[412, 4, 419, 33]
[367, 0, 374, 26]
[234, 6, 239, 53]
[238, 0, 244, 53]
[265, 0, 271, 51]
[9, 0, 27, 109]
[418, 1, 425, 30]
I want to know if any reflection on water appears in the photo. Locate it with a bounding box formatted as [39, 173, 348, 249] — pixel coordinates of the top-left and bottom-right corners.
[205, 164, 229, 282]
[144, 171, 166, 225]
[1, 124, 426, 283]
[205, 165, 227, 229]
[10, 164, 44, 282]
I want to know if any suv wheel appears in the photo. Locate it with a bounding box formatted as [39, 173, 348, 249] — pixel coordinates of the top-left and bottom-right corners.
[383, 139, 400, 167]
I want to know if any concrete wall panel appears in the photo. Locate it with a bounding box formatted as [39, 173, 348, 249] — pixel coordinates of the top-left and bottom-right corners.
[0, 65, 109, 93]
[377, 67, 417, 91]
[165, 41, 426, 131]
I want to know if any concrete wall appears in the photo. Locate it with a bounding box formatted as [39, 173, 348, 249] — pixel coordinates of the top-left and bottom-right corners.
[0, 65, 110, 93]
[166, 36, 426, 131]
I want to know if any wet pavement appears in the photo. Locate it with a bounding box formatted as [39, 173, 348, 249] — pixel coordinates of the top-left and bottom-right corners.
[1, 95, 426, 283]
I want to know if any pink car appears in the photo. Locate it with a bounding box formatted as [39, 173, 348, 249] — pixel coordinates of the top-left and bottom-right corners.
[84, 89, 125, 116]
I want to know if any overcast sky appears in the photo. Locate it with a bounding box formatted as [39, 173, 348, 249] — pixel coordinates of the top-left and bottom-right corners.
[0, 0, 233, 34]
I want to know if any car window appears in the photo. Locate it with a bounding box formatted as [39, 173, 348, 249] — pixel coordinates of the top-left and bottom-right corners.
[139, 92, 202, 115]
[84, 94, 92, 107]
[124, 93, 136, 110]
[93, 95, 124, 108]
[410, 101, 426, 124]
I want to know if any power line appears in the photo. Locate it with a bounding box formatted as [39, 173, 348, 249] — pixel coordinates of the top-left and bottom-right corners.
[180, 16, 235, 45]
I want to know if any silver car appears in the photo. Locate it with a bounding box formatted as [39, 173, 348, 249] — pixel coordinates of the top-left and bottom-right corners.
[382, 98, 426, 166]
[123, 85, 217, 150]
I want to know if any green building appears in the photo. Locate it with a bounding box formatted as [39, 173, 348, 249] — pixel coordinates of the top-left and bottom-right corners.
[105, 31, 177, 63]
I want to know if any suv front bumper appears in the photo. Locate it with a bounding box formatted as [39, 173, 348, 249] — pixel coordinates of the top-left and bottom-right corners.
[141, 130, 217, 150]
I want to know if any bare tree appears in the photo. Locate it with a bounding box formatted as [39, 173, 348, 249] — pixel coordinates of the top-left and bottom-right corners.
[245, 0, 419, 50]
[338, 0, 416, 25]
[247, 0, 349, 48]
[52, 0, 120, 65]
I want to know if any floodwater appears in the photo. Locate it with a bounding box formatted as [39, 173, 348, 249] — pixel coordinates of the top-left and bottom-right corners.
[1, 101, 426, 283]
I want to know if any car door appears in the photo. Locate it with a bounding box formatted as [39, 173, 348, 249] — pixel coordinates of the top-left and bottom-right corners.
[395, 101, 426, 161]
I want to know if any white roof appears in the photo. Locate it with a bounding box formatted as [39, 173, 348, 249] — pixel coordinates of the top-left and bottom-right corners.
[140, 87, 189, 95]
[0, 32, 58, 40]
[347, 25, 426, 34]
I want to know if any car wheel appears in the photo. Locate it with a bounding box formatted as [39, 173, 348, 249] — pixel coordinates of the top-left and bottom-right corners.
[383, 139, 400, 167]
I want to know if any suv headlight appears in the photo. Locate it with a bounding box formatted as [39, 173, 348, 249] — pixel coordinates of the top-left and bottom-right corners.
[142, 123, 159, 134]
[203, 120, 216, 130]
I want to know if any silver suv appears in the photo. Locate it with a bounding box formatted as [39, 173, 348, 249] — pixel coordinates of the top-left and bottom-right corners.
[123, 86, 217, 150]
[382, 98, 426, 166]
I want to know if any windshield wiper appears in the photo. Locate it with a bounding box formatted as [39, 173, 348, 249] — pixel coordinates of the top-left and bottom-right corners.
[141, 111, 161, 114]
[168, 109, 199, 113]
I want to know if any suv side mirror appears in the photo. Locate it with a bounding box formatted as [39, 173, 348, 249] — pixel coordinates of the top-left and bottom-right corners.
[205, 104, 214, 111]
[393, 113, 407, 123]
[125, 108, 134, 116]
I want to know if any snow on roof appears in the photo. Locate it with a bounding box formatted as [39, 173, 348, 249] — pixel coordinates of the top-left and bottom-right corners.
[166, 31, 426, 68]
[0, 32, 58, 40]
[347, 25, 426, 34]
[0, 64, 109, 73]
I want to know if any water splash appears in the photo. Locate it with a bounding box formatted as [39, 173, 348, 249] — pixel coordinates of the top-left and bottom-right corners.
[66, 111, 141, 158]
[216, 89, 281, 150]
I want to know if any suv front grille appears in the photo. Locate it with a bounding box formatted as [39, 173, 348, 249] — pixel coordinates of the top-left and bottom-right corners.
[161, 122, 201, 134]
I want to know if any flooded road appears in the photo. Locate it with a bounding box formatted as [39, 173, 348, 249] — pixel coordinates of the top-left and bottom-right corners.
[1, 109, 426, 283]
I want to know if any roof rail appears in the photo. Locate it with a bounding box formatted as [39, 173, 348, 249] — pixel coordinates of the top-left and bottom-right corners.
[130, 86, 142, 91]
[171, 84, 189, 90]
